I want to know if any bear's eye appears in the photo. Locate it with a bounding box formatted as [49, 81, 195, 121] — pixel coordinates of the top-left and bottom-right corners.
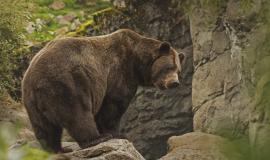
[152, 64, 175, 81]
[161, 65, 176, 73]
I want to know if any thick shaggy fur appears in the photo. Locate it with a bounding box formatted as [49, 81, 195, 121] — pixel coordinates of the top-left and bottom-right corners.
[22, 29, 182, 152]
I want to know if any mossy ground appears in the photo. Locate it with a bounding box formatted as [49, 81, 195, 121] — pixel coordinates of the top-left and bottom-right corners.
[27, 0, 111, 43]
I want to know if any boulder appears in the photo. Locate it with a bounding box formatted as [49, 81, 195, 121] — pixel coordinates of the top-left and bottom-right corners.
[64, 139, 145, 160]
[160, 132, 229, 160]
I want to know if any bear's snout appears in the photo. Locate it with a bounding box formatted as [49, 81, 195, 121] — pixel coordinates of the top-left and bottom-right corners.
[154, 72, 180, 90]
[164, 72, 179, 89]
[166, 79, 180, 89]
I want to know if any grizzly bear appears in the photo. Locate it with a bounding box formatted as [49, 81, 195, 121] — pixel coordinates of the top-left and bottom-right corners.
[22, 29, 184, 153]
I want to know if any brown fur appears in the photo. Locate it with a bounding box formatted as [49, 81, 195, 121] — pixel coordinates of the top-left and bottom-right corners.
[22, 29, 183, 152]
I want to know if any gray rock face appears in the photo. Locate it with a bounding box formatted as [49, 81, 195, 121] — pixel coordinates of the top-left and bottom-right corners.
[162, 0, 266, 158]
[93, 0, 193, 159]
[95, 0, 191, 49]
[190, 2, 252, 138]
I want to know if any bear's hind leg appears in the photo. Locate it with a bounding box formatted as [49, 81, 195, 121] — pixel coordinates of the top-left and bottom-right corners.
[64, 110, 112, 149]
[30, 116, 63, 153]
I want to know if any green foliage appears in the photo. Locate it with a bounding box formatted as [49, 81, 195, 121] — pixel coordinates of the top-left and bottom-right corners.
[0, 124, 18, 160]
[178, 0, 255, 15]
[27, 0, 111, 42]
[222, 137, 252, 160]
[67, 7, 114, 36]
[21, 147, 50, 160]
[222, 132, 270, 160]
[0, 0, 30, 97]
[226, 1, 270, 160]
[0, 124, 50, 160]
[176, 0, 227, 14]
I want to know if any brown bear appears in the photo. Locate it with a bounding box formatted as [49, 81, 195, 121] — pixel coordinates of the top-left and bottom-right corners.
[22, 29, 184, 153]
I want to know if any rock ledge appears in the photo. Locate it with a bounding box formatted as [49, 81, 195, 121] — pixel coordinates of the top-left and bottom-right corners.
[63, 139, 145, 160]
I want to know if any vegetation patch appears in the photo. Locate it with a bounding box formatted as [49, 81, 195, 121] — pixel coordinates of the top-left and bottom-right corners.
[26, 0, 111, 43]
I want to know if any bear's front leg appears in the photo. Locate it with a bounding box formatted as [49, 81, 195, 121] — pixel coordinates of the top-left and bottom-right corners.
[63, 109, 113, 149]
[95, 100, 128, 139]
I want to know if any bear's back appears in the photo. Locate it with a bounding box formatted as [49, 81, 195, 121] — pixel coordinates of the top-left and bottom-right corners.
[26, 37, 103, 79]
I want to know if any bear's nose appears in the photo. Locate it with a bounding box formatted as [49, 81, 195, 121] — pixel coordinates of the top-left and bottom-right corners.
[167, 80, 180, 89]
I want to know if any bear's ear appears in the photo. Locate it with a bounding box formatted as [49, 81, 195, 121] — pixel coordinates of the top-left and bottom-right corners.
[159, 42, 171, 55]
[179, 52, 185, 63]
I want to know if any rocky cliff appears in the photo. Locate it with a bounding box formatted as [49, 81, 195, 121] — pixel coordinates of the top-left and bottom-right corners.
[190, 0, 252, 138]
[162, 0, 270, 159]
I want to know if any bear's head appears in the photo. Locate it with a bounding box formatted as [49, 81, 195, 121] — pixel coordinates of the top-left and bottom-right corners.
[151, 42, 185, 90]
[135, 39, 185, 90]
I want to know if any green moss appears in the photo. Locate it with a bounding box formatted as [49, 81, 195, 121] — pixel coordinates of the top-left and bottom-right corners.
[66, 7, 116, 36]
[27, 0, 112, 43]
[91, 7, 114, 16]
[77, 19, 94, 33]
[21, 147, 50, 160]
[66, 31, 78, 37]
